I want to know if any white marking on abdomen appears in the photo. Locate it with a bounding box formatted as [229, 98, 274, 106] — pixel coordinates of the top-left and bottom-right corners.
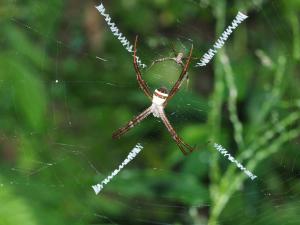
[151, 104, 162, 118]
[152, 95, 166, 105]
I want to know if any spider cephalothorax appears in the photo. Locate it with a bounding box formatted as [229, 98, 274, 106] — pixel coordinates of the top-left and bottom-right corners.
[112, 36, 195, 155]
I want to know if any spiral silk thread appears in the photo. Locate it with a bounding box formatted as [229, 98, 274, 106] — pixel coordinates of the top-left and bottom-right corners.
[213, 143, 257, 180]
[96, 4, 247, 69]
[196, 12, 248, 67]
[95, 3, 147, 68]
[92, 143, 143, 194]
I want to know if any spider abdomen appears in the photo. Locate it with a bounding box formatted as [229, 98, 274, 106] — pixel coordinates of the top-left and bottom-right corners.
[152, 88, 168, 106]
[151, 104, 163, 118]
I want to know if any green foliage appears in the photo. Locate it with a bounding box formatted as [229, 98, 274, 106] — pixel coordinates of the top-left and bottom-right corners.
[0, 178, 38, 225]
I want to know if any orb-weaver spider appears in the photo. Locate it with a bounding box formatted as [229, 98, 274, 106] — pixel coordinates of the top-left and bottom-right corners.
[112, 36, 195, 155]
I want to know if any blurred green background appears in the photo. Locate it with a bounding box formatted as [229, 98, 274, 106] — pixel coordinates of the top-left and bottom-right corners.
[1, 0, 300, 224]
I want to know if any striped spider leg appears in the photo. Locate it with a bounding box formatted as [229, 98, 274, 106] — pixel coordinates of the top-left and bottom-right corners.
[112, 106, 152, 139]
[164, 43, 193, 106]
[158, 107, 194, 154]
[133, 36, 152, 100]
[112, 36, 195, 155]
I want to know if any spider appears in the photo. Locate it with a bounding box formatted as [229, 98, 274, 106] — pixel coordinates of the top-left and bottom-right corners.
[148, 48, 185, 69]
[112, 36, 195, 155]
[148, 43, 199, 88]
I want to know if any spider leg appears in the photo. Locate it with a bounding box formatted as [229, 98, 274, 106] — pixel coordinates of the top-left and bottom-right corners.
[149, 56, 185, 70]
[149, 42, 177, 66]
[164, 44, 193, 107]
[133, 36, 152, 100]
[148, 57, 175, 71]
[158, 108, 194, 155]
[112, 106, 152, 139]
[183, 56, 199, 60]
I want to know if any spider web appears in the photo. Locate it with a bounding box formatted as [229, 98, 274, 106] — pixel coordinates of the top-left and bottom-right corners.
[1, 0, 300, 225]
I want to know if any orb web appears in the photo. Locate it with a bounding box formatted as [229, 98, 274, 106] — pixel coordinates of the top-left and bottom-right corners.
[1, 0, 299, 225]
